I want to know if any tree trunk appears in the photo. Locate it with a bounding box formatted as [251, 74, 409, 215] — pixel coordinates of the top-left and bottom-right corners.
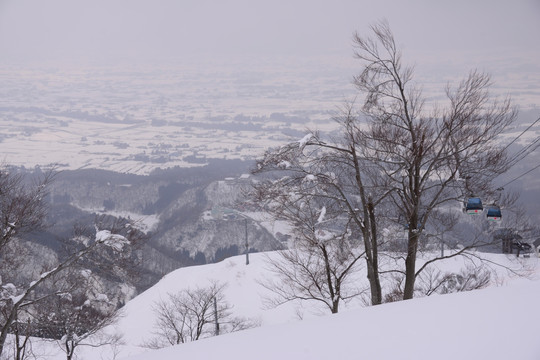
[365, 257, 381, 305]
[331, 300, 339, 314]
[368, 201, 382, 305]
[0, 299, 19, 357]
[403, 231, 419, 299]
[66, 339, 74, 360]
[363, 228, 382, 305]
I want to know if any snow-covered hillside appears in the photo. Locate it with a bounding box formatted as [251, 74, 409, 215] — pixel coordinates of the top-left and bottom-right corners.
[6, 250, 538, 359]
[47, 250, 539, 360]
[126, 277, 540, 360]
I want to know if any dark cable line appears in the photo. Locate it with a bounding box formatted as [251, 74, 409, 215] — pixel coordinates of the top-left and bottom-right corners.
[499, 162, 540, 188]
[501, 116, 540, 154]
[497, 115, 540, 179]
[507, 136, 540, 167]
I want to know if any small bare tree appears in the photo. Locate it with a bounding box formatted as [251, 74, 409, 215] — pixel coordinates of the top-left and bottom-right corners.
[0, 226, 131, 358]
[261, 247, 366, 314]
[0, 189, 138, 358]
[0, 167, 52, 254]
[253, 106, 388, 306]
[146, 281, 257, 348]
[10, 316, 33, 360]
[0, 167, 53, 357]
[33, 268, 123, 360]
[253, 174, 366, 313]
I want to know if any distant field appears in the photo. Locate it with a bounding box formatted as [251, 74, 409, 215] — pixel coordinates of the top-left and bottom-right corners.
[0, 54, 537, 174]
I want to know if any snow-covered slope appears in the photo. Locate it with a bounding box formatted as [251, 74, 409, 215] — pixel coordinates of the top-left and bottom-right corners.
[106, 251, 540, 360]
[125, 277, 540, 360]
[26, 251, 539, 360]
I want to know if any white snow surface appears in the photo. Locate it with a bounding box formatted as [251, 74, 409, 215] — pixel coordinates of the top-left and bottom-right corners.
[20, 251, 540, 360]
[126, 281, 540, 360]
[117, 251, 540, 360]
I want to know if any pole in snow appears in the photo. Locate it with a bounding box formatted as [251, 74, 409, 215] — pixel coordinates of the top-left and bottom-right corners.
[245, 218, 249, 265]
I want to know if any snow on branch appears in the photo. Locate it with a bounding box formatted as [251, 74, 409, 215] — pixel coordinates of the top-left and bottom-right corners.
[95, 230, 130, 251]
[303, 174, 316, 183]
[298, 134, 313, 149]
[277, 160, 292, 169]
[317, 206, 327, 224]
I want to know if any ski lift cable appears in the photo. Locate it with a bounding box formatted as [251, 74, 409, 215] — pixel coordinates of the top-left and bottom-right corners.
[506, 137, 540, 168]
[501, 115, 540, 154]
[507, 132, 540, 159]
[498, 162, 540, 188]
[497, 115, 540, 171]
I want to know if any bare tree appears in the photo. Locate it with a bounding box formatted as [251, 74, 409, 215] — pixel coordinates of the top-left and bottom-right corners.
[260, 247, 366, 314]
[0, 167, 53, 357]
[0, 226, 132, 358]
[0, 166, 140, 357]
[253, 174, 366, 313]
[10, 317, 33, 360]
[146, 281, 257, 348]
[253, 103, 388, 306]
[0, 167, 52, 255]
[351, 20, 516, 299]
[254, 20, 517, 303]
[32, 268, 123, 360]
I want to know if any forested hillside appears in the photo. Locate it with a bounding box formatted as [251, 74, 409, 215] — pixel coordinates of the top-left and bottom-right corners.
[13, 159, 280, 306]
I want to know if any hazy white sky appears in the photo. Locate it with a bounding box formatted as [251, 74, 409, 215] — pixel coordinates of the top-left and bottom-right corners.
[0, 0, 538, 65]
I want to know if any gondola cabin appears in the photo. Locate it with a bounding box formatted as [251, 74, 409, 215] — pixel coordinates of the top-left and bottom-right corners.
[464, 197, 483, 215]
[486, 206, 502, 221]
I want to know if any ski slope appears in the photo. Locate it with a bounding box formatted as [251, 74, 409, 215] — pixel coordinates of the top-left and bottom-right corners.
[125, 277, 540, 360]
[16, 251, 540, 360]
[113, 251, 540, 360]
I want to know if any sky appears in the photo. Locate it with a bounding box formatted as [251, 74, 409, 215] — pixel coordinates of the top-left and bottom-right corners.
[0, 0, 539, 65]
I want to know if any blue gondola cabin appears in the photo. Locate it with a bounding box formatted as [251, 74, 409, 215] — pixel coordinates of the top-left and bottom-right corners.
[486, 206, 502, 221]
[464, 197, 483, 215]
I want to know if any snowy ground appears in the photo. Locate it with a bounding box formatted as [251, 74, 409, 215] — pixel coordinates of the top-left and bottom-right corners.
[126, 277, 540, 360]
[15, 250, 539, 360]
